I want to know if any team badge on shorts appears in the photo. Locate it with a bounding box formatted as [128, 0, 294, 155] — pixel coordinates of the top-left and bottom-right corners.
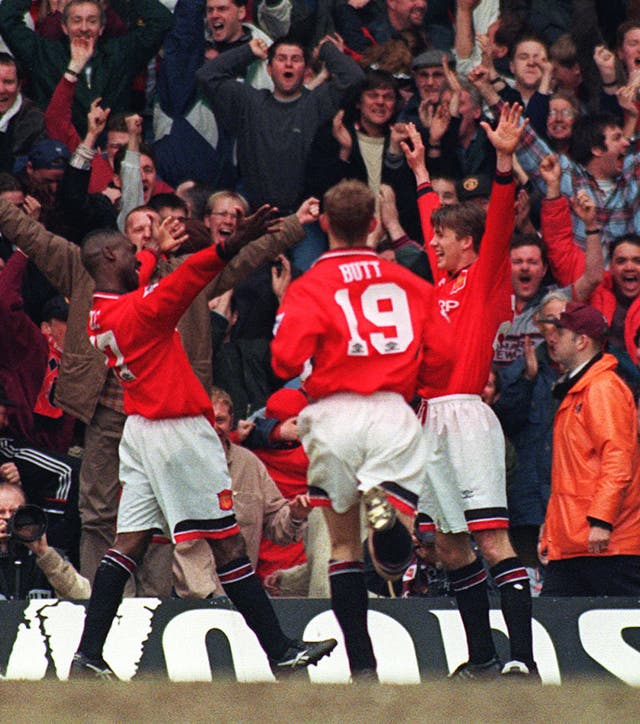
[218, 489, 233, 510]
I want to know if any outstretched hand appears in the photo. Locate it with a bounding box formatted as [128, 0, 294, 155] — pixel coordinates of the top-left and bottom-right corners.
[154, 214, 188, 254]
[400, 122, 430, 185]
[569, 189, 596, 227]
[480, 102, 526, 158]
[221, 204, 282, 258]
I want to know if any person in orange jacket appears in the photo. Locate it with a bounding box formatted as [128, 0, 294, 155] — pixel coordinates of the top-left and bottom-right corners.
[539, 301, 640, 596]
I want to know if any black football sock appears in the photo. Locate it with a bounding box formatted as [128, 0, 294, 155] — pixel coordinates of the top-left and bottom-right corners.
[491, 557, 534, 667]
[370, 519, 413, 578]
[449, 557, 496, 665]
[77, 549, 136, 660]
[218, 556, 291, 660]
[329, 560, 377, 674]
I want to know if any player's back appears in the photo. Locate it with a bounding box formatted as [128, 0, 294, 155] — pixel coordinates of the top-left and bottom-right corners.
[89, 289, 212, 420]
[271, 248, 438, 401]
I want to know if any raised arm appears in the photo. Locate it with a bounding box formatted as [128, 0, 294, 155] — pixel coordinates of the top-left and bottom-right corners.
[570, 190, 604, 301]
[401, 122, 441, 281]
[197, 43, 260, 129]
[0, 0, 40, 70]
[0, 198, 86, 297]
[475, 102, 522, 273]
[539, 153, 587, 286]
[44, 37, 96, 152]
[156, 0, 205, 118]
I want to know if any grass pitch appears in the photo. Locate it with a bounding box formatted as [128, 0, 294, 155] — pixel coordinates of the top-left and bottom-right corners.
[1, 679, 638, 723]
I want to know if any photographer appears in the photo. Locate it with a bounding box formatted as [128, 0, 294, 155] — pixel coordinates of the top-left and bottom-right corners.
[0, 483, 90, 600]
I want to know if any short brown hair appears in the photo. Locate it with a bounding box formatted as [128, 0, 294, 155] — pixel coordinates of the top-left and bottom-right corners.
[430, 203, 486, 252]
[550, 34, 578, 66]
[323, 179, 375, 246]
[211, 387, 233, 416]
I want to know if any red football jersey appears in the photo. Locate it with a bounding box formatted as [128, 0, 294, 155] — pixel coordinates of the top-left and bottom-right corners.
[416, 176, 516, 398]
[87, 245, 226, 421]
[271, 248, 452, 401]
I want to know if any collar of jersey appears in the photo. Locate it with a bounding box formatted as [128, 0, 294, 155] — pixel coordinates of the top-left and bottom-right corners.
[93, 291, 125, 299]
[312, 247, 378, 268]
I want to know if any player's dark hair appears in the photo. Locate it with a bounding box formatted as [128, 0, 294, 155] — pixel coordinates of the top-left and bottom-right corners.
[570, 112, 621, 166]
[610, 233, 640, 256]
[323, 179, 375, 246]
[267, 36, 309, 65]
[81, 228, 128, 279]
[430, 202, 486, 252]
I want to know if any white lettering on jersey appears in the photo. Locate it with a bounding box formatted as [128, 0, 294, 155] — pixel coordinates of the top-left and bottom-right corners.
[88, 309, 100, 331]
[90, 330, 136, 382]
[334, 282, 414, 356]
[272, 312, 283, 337]
[143, 283, 159, 298]
[338, 261, 382, 284]
[438, 299, 460, 316]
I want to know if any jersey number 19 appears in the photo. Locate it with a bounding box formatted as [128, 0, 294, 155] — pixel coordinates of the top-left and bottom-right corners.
[334, 282, 414, 356]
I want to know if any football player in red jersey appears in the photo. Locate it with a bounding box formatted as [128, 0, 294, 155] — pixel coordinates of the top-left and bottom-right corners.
[403, 106, 540, 681]
[70, 204, 337, 679]
[271, 178, 452, 681]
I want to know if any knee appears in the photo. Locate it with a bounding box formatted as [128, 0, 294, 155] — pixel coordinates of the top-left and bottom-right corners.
[475, 530, 516, 568]
[113, 530, 152, 563]
[435, 534, 475, 571]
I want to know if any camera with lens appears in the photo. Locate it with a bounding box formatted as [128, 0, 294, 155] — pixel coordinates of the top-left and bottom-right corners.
[8, 504, 48, 543]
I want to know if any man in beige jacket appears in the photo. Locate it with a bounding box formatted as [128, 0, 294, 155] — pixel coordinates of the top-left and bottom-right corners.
[172, 388, 310, 598]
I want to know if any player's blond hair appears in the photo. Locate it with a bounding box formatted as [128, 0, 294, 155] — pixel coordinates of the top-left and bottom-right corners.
[323, 179, 375, 246]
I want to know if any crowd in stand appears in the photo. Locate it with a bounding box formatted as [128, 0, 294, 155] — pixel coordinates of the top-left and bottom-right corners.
[1, 0, 640, 610]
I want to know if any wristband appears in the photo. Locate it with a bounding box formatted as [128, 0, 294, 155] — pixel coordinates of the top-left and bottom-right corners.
[428, 143, 441, 149]
[489, 77, 503, 86]
[601, 79, 617, 87]
[585, 228, 601, 235]
[65, 67, 79, 77]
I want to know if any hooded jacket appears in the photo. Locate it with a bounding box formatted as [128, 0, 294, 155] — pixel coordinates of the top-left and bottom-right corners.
[543, 353, 640, 559]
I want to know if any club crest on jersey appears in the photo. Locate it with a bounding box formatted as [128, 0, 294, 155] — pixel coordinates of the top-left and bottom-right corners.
[450, 269, 468, 294]
[218, 489, 233, 511]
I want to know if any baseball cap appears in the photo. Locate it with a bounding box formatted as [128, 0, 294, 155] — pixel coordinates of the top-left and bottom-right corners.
[28, 139, 71, 170]
[0, 383, 17, 407]
[265, 388, 308, 421]
[457, 174, 492, 202]
[41, 295, 69, 322]
[556, 301, 609, 342]
[412, 49, 454, 71]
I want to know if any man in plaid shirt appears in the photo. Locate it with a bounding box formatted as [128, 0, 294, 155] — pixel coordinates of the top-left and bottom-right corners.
[515, 111, 640, 263]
